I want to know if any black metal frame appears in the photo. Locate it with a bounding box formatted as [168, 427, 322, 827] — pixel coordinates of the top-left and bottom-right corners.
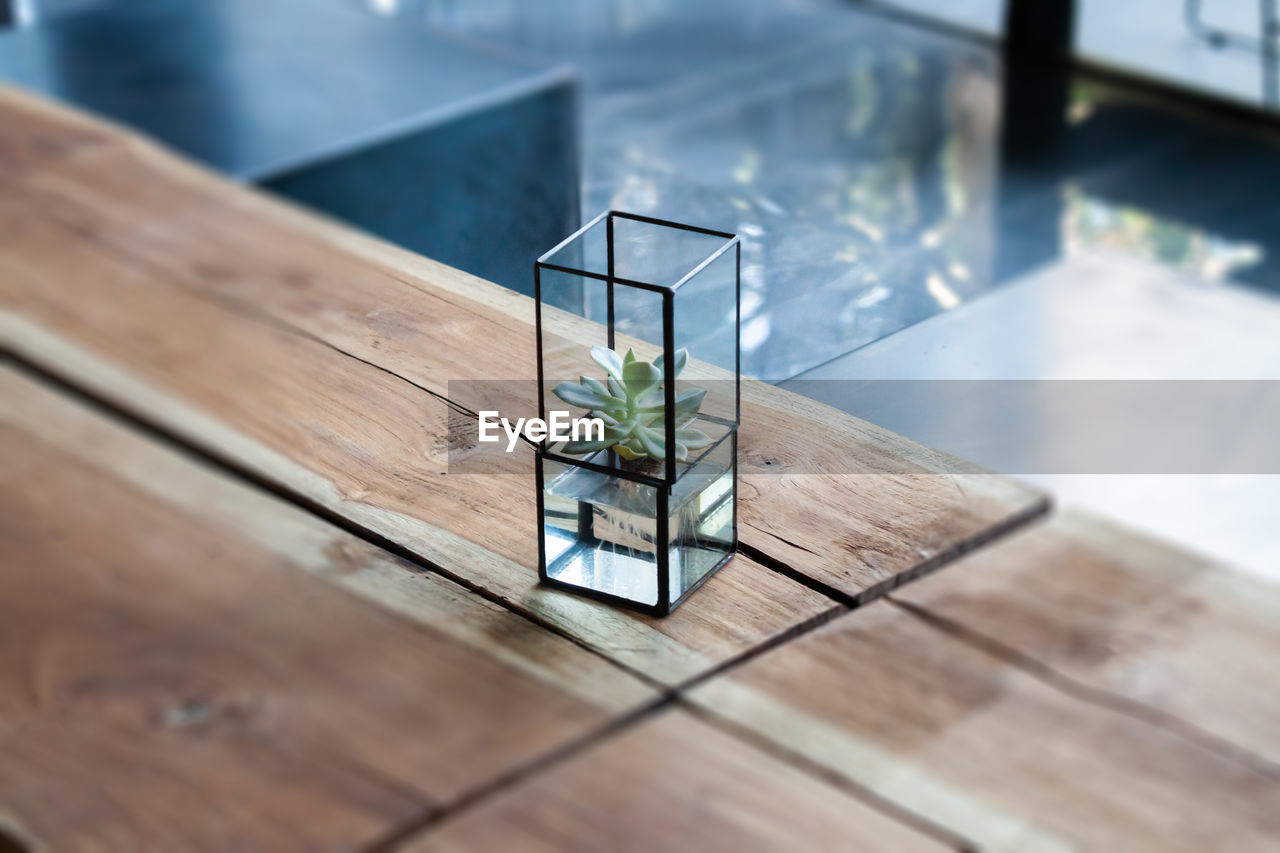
[1186, 0, 1280, 106]
[0, 0, 26, 27]
[1186, 0, 1280, 52]
[533, 210, 741, 616]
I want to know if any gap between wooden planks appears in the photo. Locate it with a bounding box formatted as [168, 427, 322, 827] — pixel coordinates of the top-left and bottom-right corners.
[682, 511, 1280, 852]
[5, 86, 1274, 850]
[0, 176, 839, 685]
[398, 709, 958, 853]
[3, 365, 975, 852]
[886, 511, 1280, 776]
[1, 83, 1045, 684]
[15, 346, 1278, 852]
[0, 365, 651, 850]
[688, 584, 1280, 851]
[0, 82, 1048, 599]
[379, 508, 1280, 853]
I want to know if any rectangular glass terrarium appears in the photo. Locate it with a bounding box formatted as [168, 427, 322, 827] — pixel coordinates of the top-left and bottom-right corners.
[535, 210, 740, 616]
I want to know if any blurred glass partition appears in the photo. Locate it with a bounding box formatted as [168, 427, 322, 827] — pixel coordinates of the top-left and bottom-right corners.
[1077, 0, 1280, 111]
[867, 0, 1280, 113]
[403, 0, 1001, 381]
[855, 0, 1006, 36]
[0, 0, 580, 295]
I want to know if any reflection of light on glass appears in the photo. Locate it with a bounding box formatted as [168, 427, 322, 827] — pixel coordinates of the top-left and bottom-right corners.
[948, 261, 972, 282]
[741, 290, 763, 318]
[919, 226, 945, 249]
[612, 174, 659, 211]
[895, 51, 921, 77]
[752, 194, 786, 217]
[369, 0, 397, 14]
[1067, 99, 1096, 125]
[845, 62, 876, 138]
[855, 283, 891, 308]
[618, 0, 659, 33]
[941, 136, 968, 216]
[926, 273, 961, 309]
[1062, 187, 1264, 280]
[742, 315, 770, 352]
[841, 214, 884, 243]
[732, 150, 760, 184]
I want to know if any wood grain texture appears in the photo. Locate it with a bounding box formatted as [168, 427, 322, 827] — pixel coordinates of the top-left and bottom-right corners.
[0, 368, 656, 851]
[0, 86, 123, 174]
[0, 82, 1046, 607]
[689, 600, 1280, 852]
[890, 511, 1280, 768]
[406, 710, 950, 853]
[0, 176, 837, 689]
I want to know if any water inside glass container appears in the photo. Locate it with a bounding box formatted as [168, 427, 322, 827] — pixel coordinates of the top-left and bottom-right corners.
[541, 443, 734, 608]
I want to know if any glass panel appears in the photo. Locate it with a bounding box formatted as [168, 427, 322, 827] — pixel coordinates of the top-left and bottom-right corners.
[539, 271, 667, 459]
[538, 265, 608, 423]
[1078, 0, 1280, 112]
[668, 431, 736, 601]
[611, 278, 666, 361]
[673, 240, 739, 426]
[537, 211, 740, 613]
[541, 454, 661, 607]
[538, 212, 609, 277]
[610, 214, 731, 287]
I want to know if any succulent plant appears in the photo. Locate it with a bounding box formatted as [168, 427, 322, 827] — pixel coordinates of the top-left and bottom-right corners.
[552, 345, 711, 461]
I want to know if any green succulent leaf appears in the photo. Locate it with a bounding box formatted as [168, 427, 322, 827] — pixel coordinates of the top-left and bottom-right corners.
[653, 348, 689, 378]
[559, 438, 615, 454]
[672, 388, 707, 417]
[675, 427, 712, 449]
[622, 360, 662, 396]
[589, 346, 624, 381]
[634, 425, 666, 459]
[615, 442, 644, 460]
[580, 376, 620, 402]
[552, 381, 613, 410]
[634, 387, 663, 409]
[604, 424, 633, 442]
[551, 346, 709, 462]
[637, 387, 706, 416]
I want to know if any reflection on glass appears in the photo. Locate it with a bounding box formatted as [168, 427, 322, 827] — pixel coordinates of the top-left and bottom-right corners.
[1062, 187, 1264, 280]
[541, 432, 735, 608]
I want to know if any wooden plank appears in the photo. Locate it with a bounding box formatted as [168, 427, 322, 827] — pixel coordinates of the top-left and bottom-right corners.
[0, 85, 123, 173]
[0, 203, 837, 688]
[0, 83, 1047, 605]
[0, 367, 656, 851]
[889, 511, 1280, 768]
[405, 710, 951, 853]
[688, 599, 1280, 851]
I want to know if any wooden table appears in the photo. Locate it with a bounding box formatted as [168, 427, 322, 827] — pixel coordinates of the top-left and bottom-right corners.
[2, 86, 1277, 851]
